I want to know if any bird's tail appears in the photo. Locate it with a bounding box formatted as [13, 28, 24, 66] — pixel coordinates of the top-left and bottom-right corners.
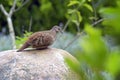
[17, 42, 30, 52]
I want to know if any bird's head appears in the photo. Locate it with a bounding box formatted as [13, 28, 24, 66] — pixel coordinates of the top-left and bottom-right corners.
[51, 25, 63, 33]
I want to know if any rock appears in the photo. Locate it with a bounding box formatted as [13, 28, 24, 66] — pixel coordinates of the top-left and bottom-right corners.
[0, 48, 80, 80]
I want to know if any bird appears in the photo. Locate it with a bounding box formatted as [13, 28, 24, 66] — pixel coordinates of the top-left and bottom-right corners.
[17, 25, 62, 52]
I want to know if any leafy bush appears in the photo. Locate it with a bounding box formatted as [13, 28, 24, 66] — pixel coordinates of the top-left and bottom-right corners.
[0, 0, 69, 35]
[16, 31, 32, 48]
[66, 0, 120, 80]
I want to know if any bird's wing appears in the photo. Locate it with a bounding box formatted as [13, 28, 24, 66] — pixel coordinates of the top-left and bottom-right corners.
[27, 32, 54, 47]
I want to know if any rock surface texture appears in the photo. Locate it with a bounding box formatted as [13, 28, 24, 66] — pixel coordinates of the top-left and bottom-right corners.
[0, 48, 80, 80]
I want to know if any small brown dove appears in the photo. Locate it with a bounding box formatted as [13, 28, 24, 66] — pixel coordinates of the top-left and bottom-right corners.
[17, 25, 62, 52]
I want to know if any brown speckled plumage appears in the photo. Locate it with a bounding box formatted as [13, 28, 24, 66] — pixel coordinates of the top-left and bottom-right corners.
[17, 26, 62, 52]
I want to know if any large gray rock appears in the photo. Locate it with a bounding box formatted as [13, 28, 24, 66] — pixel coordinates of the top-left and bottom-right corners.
[0, 48, 80, 80]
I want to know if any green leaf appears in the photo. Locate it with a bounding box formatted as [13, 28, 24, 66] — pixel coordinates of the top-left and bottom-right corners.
[117, 0, 120, 7]
[106, 51, 120, 76]
[80, 24, 108, 69]
[65, 57, 81, 75]
[68, 10, 82, 26]
[68, 9, 76, 14]
[40, 1, 52, 13]
[76, 11, 82, 23]
[16, 31, 33, 48]
[83, 3, 93, 12]
[88, 0, 92, 2]
[100, 7, 120, 35]
[8, 0, 13, 6]
[67, 1, 80, 7]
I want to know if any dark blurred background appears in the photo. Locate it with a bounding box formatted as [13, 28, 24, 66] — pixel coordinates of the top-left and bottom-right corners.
[0, 0, 117, 51]
[0, 0, 117, 36]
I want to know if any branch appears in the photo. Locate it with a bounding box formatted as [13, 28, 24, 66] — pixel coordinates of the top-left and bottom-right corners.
[92, 1, 97, 20]
[92, 18, 104, 26]
[29, 16, 32, 32]
[76, 23, 80, 32]
[0, 4, 8, 16]
[63, 20, 70, 32]
[14, 0, 29, 12]
[63, 32, 81, 49]
[9, 0, 17, 16]
[56, 20, 70, 48]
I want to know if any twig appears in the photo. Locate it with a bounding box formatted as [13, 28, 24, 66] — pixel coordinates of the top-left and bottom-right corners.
[0, 0, 29, 49]
[57, 20, 70, 43]
[62, 20, 70, 32]
[14, 0, 30, 12]
[92, 1, 97, 20]
[57, 20, 71, 48]
[9, 0, 17, 16]
[76, 23, 80, 32]
[63, 32, 81, 49]
[29, 16, 32, 32]
[0, 4, 8, 16]
[92, 18, 104, 26]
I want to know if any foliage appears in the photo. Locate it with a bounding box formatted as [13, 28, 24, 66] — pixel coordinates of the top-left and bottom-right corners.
[0, 0, 69, 35]
[66, 0, 120, 80]
[15, 31, 32, 48]
[99, 0, 120, 44]
[100, 1, 120, 79]
[0, 0, 117, 35]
